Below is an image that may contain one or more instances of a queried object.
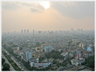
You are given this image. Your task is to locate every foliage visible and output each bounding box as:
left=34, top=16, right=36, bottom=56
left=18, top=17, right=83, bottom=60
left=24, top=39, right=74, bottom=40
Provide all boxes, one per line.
left=85, top=56, right=94, bottom=68
left=2, top=51, right=22, bottom=71
left=45, top=50, right=63, bottom=59
left=81, top=56, right=94, bottom=69
left=2, top=63, right=10, bottom=71
left=2, top=58, right=5, bottom=65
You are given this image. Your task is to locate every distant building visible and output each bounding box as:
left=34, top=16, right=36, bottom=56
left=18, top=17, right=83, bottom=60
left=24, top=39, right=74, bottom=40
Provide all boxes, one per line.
left=27, top=30, right=29, bottom=33
left=81, top=29, right=83, bottom=31
left=69, top=52, right=74, bottom=58
left=44, top=46, right=53, bottom=52
left=87, top=47, right=92, bottom=52
left=79, top=42, right=86, bottom=48
left=83, top=51, right=93, bottom=58
left=88, top=43, right=93, bottom=47
left=77, top=29, right=80, bottom=31
left=33, top=30, right=34, bottom=36
left=24, top=30, right=26, bottom=33
left=71, top=28, right=73, bottom=31
left=61, top=52, right=68, bottom=60
left=21, top=30, right=23, bottom=33
left=38, top=31, right=41, bottom=34
left=76, top=51, right=81, bottom=60
left=35, top=47, right=44, bottom=52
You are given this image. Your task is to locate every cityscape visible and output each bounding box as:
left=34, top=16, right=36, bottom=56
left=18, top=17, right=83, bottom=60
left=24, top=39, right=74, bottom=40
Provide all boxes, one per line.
left=2, top=1, right=95, bottom=71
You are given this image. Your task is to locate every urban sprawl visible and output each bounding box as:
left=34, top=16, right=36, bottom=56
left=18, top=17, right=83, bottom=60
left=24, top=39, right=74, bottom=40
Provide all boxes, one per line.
left=2, top=30, right=94, bottom=71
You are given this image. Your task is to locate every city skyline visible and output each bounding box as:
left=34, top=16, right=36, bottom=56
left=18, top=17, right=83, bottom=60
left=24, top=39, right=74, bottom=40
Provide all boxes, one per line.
left=2, top=1, right=94, bottom=33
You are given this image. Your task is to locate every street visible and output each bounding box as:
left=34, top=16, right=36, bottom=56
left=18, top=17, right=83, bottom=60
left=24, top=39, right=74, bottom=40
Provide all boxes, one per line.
left=2, top=54, right=15, bottom=71
left=2, top=48, right=29, bottom=71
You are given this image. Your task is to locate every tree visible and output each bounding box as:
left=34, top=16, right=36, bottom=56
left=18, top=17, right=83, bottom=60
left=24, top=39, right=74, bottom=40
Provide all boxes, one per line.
left=2, top=58, right=5, bottom=65
left=2, top=63, right=10, bottom=71
left=83, top=56, right=94, bottom=69
left=86, top=56, right=94, bottom=68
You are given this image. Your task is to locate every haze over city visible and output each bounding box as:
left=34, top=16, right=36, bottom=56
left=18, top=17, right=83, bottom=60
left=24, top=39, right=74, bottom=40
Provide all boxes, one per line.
left=2, top=1, right=94, bottom=33
left=2, top=1, right=95, bottom=71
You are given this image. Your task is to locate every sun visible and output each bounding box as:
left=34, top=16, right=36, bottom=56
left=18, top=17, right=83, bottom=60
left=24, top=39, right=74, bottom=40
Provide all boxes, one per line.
left=40, top=1, right=50, bottom=9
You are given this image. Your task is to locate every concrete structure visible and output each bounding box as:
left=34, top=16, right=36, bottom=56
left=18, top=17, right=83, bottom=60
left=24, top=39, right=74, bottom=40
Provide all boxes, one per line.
left=27, top=30, right=29, bottom=33
left=13, top=50, right=23, bottom=57
left=83, top=51, right=93, bottom=58
left=44, top=46, right=53, bottom=52
left=61, top=52, right=68, bottom=57
left=79, top=42, right=86, bottom=48
left=23, top=48, right=32, bottom=62
left=76, top=51, right=81, bottom=59
left=29, top=58, right=53, bottom=68
left=33, top=62, right=51, bottom=68
left=71, top=58, right=85, bottom=66
left=30, top=61, right=51, bottom=68
left=12, top=47, right=19, bottom=51
left=87, top=47, right=92, bottom=52
left=35, top=47, right=44, bottom=52
left=24, top=30, right=26, bottom=33
left=21, top=30, right=23, bottom=33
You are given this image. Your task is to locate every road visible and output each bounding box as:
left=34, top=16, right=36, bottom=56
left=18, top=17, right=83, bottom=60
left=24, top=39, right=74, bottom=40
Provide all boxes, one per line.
left=2, top=48, right=29, bottom=71
left=2, top=54, right=15, bottom=71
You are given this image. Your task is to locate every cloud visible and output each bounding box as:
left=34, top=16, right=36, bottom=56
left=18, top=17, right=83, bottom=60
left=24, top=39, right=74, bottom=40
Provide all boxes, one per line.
left=2, top=2, right=19, bottom=10
left=17, top=2, right=45, bottom=13
left=2, top=2, right=45, bottom=13
left=30, top=8, right=42, bottom=13
left=50, top=1, right=94, bottom=18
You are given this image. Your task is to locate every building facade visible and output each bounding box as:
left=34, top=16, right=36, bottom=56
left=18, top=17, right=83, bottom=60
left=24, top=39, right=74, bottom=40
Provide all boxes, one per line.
left=44, top=46, right=53, bottom=52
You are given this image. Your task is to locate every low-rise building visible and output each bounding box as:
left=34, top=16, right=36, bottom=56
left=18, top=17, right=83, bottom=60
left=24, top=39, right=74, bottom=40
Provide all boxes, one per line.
left=30, top=59, right=52, bottom=68
left=12, top=47, right=19, bottom=51
left=71, top=58, right=85, bottom=66
left=33, top=62, right=51, bottom=68
left=79, top=42, right=86, bottom=48
left=61, top=52, right=68, bottom=60
left=87, top=47, right=92, bottom=52
left=83, top=51, right=93, bottom=58
left=13, top=50, right=23, bottom=57
left=35, top=47, right=44, bottom=52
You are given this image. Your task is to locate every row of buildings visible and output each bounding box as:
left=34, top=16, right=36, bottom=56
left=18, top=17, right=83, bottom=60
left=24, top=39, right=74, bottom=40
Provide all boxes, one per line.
left=12, top=45, right=53, bottom=68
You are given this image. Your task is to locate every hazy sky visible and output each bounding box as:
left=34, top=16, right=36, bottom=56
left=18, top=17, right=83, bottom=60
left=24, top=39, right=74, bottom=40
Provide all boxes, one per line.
left=2, top=1, right=94, bottom=33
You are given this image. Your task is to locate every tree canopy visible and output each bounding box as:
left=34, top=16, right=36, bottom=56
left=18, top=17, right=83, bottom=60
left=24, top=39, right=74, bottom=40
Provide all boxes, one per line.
left=2, top=58, right=5, bottom=65
left=2, top=63, right=10, bottom=71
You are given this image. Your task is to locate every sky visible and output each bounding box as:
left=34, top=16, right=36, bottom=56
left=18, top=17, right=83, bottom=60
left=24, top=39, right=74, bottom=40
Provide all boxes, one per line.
left=2, top=1, right=95, bottom=33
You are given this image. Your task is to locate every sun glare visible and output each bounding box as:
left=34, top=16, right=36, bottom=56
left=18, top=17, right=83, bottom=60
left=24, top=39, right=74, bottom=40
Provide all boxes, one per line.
left=40, top=1, right=50, bottom=9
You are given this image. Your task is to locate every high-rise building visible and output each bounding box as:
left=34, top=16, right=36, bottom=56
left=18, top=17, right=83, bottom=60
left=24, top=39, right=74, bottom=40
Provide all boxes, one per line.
left=38, top=31, right=41, bottom=34
left=27, top=30, right=29, bottom=33
left=77, top=29, right=80, bottom=31
left=71, top=28, right=73, bottom=31
left=33, top=30, right=34, bottom=36
left=24, top=30, right=26, bottom=33
left=21, top=30, right=23, bottom=33
left=23, top=49, right=32, bottom=62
